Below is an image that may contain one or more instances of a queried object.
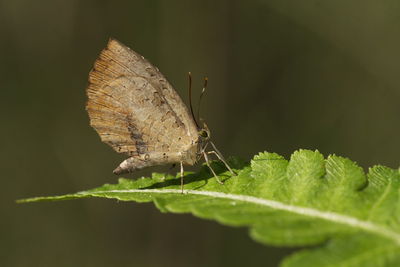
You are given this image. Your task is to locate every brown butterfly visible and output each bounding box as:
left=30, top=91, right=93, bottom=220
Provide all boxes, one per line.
left=86, top=38, right=234, bottom=191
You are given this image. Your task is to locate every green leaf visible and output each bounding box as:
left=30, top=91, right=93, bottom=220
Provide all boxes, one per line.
left=18, top=150, right=400, bottom=267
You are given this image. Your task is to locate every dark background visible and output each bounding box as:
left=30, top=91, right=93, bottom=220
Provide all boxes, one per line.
left=3, top=1, right=400, bottom=266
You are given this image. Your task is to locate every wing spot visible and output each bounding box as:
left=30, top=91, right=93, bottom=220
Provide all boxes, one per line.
left=145, top=154, right=150, bottom=160
left=159, top=79, right=168, bottom=90
left=151, top=91, right=165, bottom=106
left=140, top=98, right=150, bottom=104
left=146, top=67, right=157, bottom=77
left=161, top=111, right=172, bottom=122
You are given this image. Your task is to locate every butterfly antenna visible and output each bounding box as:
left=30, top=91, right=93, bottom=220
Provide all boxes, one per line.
left=197, top=76, right=208, bottom=122
left=188, top=72, right=200, bottom=128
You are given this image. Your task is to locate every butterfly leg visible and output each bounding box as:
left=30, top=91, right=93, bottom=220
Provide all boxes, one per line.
left=203, top=151, right=224, bottom=184
left=207, top=151, right=236, bottom=176
left=209, top=141, right=236, bottom=176
left=180, top=161, right=184, bottom=193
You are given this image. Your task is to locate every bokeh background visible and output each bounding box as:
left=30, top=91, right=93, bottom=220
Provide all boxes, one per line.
left=3, top=1, right=400, bottom=266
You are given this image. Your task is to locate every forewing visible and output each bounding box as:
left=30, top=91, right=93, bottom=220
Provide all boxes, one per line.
left=86, top=38, right=199, bottom=159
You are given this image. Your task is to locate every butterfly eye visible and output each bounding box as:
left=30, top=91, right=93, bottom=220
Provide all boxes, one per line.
left=199, top=130, right=208, bottom=138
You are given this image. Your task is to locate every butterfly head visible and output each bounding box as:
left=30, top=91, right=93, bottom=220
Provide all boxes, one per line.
left=198, top=120, right=211, bottom=142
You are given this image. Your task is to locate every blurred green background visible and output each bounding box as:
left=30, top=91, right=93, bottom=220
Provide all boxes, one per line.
left=3, top=1, right=400, bottom=266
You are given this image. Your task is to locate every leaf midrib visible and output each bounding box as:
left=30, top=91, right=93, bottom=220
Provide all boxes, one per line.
left=79, top=188, right=400, bottom=244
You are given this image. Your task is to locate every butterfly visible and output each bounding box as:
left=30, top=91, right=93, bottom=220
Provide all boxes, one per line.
left=86, top=38, right=234, bottom=192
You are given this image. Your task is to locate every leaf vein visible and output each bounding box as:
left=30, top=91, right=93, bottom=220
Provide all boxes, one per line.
left=80, top=188, right=400, bottom=244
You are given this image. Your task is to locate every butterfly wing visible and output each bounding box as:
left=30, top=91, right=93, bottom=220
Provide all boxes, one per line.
left=86, top=39, right=199, bottom=171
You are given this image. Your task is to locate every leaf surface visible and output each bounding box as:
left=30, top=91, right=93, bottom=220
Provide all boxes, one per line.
left=19, top=150, right=400, bottom=267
